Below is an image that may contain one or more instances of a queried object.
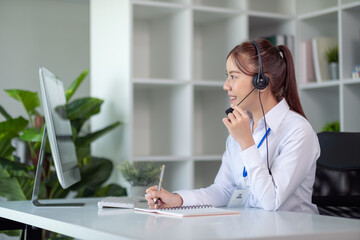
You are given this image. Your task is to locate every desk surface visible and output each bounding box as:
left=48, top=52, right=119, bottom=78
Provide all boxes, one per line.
left=0, top=198, right=360, bottom=240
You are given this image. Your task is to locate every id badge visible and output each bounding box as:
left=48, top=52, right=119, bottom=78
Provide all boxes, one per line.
left=226, top=186, right=250, bottom=208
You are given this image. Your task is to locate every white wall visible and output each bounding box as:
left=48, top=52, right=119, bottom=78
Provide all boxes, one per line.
left=0, top=0, right=90, bottom=120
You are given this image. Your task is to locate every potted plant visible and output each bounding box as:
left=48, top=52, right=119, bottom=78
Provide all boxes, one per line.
left=0, top=70, right=127, bottom=238
left=118, top=161, right=161, bottom=197
left=325, top=45, right=339, bottom=80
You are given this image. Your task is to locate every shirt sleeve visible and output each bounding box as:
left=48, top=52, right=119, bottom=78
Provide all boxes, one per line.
left=242, top=123, right=320, bottom=211
left=175, top=136, right=235, bottom=207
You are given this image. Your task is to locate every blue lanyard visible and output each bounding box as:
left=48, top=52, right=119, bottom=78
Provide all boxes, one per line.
left=243, top=128, right=271, bottom=178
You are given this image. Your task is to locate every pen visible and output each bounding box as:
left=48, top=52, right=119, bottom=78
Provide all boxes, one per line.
left=154, top=165, right=165, bottom=205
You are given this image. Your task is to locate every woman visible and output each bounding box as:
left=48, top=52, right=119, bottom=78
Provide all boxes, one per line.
left=145, top=39, right=320, bottom=214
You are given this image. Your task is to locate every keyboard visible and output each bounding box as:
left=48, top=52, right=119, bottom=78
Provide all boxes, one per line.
left=98, top=196, right=147, bottom=209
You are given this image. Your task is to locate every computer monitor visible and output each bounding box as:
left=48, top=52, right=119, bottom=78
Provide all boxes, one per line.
left=32, top=67, right=83, bottom=207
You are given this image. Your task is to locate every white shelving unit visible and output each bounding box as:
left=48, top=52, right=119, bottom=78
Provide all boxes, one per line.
left=91, top=0, right=360, bottom=191
left=297, top=0, right=360, bottom=132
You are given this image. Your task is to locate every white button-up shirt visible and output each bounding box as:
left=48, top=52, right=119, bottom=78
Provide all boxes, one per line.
left=176, top=99, right=320, bottom=214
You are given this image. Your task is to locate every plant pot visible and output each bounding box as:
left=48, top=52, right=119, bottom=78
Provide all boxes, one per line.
left=328, top=62, right=339, bottom=80
left=128, top=186, right=148, bottom=197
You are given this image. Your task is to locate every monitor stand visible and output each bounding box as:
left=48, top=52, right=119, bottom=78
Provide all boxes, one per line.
left=31, top=125, right=84, bottom=207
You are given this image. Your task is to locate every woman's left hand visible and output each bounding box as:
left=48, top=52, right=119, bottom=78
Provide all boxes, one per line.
left=222, top=104, right=255, bottom=150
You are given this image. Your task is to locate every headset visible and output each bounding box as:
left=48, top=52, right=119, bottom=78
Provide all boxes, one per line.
left=252, top=40, right=269, bottom=90
left=225, top=40, right=272, bottom=175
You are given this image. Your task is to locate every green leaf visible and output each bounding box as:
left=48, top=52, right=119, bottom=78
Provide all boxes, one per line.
left=95, top=183, right=127, bottom=197
left=65, top=69, right=89, bottom=102
left=65, top=97, right=103, bottom=120
left=5, top=89, right=40, bottom=115
left=0, top=157, right=34, bottom=178
left=20, top=127, right=43, bottom=142
left=321, top=121, right=340, bottom=132
left=17, top=177, right=35, bottom=200
left=55, top=97, right=103, bottom=132
left=0, top=117, right=28, bottom=158
left=0, top=131, right=18, bottom=142
left=75, top=122, right=121, bottom=148
left=0, top=117, right=28, bottom=133
left=0, top=137, right=17, bottom=159
left=0, top=105, right=12, bottom=120
left=0, top=164, right=10, bottom=178
left=0, top=230, right=22, bottom=237
left=70, top=157, right=113, bottom=196
left=0, top=177, right=27, bottom=201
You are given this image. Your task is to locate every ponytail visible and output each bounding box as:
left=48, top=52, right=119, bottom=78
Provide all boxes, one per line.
left=277, top=45, right=306, bottom=119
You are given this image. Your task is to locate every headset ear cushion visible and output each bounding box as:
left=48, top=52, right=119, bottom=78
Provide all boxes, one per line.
left=253, top=74, right=259, bottom=88
left=253, top=74, right=269, bottom=90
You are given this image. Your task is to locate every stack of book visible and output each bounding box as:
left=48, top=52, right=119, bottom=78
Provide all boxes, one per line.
left=300, top=37, right=338, bottom=84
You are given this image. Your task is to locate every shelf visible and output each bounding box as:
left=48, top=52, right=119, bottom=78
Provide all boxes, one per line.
left=193, top=9, right=245, bottom=81
left=194, top=160, right=221, bottom=189
left=299, top=86, right=340, bottom=132
left=193, top=86, right=228, bottom=156
left=341, top=5, right=360, bottom=79
left=133, top=84, right=191, bottom=157
left=343, top=78, right=360, bottom=85
left=132, top=0, right=188, bottom=8
left=300, top=80, right=340, bottom=90
left=192, top=0, right=244, bottom=11
left=342, top=0, right=360, bottom=7
left=248, top=0, right=295, bottom=15
left=296, top=0, right=338, bottom=15
left=132, top=4, right=191, bottom=79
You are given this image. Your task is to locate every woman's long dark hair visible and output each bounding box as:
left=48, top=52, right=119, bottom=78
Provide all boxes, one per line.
left=227, top=39, right=306, bottom=118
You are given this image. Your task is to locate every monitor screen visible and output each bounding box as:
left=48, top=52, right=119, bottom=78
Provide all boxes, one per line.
left=39, top=67, right=81, bottom=189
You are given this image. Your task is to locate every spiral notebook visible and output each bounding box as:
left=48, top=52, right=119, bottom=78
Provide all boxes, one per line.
left=134, top=205, right=240, bottom=218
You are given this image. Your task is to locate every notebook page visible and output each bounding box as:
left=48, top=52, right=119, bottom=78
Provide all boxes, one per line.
left=134, top=205, right=240, bottom=217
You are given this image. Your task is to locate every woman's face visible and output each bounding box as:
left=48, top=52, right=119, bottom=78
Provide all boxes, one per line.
left=223, top=55, right=257, bottom=111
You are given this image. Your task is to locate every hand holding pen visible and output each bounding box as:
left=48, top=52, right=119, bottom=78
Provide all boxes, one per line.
left=154, top=165, right=165, bottom=207
left=145, top=165, right=184, bottom=209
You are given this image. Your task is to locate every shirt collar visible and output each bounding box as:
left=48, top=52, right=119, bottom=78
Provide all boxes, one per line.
left=261, top=98, right=289, bottom=133
left=248, top=98, right=289, bottom=134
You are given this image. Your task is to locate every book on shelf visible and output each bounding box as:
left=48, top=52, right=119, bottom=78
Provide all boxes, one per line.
left=134, top=205, right=240, bottom=218
left=300, top=40, right=316, bottom=84
left=311, top=37, right=338, bottom=82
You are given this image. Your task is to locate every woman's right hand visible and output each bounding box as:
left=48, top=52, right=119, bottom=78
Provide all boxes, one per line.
left=145, top=185, right=183, bottom=209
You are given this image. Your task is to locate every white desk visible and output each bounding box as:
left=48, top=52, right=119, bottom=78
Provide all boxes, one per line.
left=0, top=198, right=359, bottom=240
